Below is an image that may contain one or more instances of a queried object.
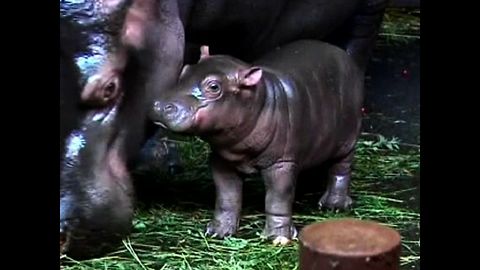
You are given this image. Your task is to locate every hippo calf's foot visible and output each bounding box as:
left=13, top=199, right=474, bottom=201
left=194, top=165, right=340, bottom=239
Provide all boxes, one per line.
left=205, top=215, right=239, bottom=238
left=318, top=192, right=353, bottom=210
left=263, top=218, right=298, bottom=246
left=319, top=152, right=355, bottom=210
left=273, top=236, right=291, bottom=246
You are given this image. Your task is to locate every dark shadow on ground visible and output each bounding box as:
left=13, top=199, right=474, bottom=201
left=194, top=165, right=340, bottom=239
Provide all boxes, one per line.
left=363, top=39, right=420, bottom=145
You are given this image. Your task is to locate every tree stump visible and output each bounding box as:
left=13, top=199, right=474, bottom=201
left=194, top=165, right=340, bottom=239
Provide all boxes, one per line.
left=299, top=218, right=401, bottom=270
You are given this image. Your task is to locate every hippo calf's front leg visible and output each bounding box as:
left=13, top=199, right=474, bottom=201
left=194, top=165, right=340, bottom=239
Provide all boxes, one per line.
left=262, top=162, right=298, bottom=245
left=206, top=155, right=243, bottom=238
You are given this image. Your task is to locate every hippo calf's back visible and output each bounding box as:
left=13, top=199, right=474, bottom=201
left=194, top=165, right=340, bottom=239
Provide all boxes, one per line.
left=257, top=40, right=364, bottom=168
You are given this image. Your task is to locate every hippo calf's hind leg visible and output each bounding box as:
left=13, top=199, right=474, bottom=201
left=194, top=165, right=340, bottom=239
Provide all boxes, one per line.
left=206, top=155, right=243, bottom=238
left=319, top=150, right=355, bottom=210
left=262, top=162, right=298, bottom=245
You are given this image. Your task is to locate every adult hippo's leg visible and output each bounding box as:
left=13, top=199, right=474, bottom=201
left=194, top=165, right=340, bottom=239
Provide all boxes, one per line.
left=333, top=0, right=388, bottom=72
left=134, top=127, right=184, bottom=175
left=120, top=0, right=186, bottom=173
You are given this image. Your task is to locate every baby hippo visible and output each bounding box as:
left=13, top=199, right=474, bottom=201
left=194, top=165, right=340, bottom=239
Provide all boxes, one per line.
left=152, top=40, right=364, bottom=244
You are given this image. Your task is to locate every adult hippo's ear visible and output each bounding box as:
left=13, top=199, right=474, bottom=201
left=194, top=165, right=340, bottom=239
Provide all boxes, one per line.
left=81, top=71, right=122, bottom=107
left=100, top=0, right=129, bottom=14
left=120, top=0, right=156, bottom=49
left=239, top=67, right=263, bottom=87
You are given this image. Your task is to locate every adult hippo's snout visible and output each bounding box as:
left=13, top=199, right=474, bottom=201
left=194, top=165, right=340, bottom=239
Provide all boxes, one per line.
left=60, top=101, right=135, bottom=257
left=60, top=175, right=133, bottom=257
left=60, top=195, right=76, bottom=253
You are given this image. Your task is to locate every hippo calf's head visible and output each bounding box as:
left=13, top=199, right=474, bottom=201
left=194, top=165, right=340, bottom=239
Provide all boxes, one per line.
left=151, top=46, right=264, bottom=136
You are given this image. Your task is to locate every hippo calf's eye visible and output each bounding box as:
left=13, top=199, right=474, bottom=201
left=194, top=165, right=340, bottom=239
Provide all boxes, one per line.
left=208, top=82, right=220, bottom=92
left=203, top=80, right=223, bottom=99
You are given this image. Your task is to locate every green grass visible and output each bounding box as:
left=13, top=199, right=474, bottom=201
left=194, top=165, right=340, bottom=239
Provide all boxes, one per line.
left=61, top=134, right=420, bottom=270
left=380, top=8, right=420, bottom=45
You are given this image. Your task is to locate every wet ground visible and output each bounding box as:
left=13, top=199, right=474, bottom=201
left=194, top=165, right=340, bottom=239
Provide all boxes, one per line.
left=363, top=39, right=420, bottom=145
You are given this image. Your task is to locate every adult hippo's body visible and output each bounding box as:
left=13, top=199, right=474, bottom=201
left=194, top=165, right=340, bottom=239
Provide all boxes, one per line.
left=60, top=0, right=397, bottom=257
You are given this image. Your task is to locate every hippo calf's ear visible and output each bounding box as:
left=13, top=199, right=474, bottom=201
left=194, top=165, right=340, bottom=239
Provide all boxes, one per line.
left=121, top=0, right=155, bottom=49
left=239, top=67, right=263, bottom=87
left=200, top=45, right=210, bottom=60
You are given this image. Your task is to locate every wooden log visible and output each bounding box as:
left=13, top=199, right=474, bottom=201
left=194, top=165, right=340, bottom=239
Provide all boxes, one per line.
left=299, top=218, right=401, bottom=270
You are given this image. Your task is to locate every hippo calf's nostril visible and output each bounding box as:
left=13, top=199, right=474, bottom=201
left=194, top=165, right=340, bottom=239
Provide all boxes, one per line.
left=164, top=103, right=177, bottom=114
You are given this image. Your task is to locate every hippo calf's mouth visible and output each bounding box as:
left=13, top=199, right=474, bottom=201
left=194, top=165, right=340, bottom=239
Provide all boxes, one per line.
left=191, top=105, right=209, bottom=127
left=153, top=120, right=168, bottom=129
left=153, top=103, right=208, bottom=133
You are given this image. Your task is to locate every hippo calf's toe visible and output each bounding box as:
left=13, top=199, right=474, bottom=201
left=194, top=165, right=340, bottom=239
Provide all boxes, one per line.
left=152, top=40, right=364, bottom=243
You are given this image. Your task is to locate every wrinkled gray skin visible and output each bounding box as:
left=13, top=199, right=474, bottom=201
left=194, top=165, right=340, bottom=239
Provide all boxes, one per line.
left=60, top=0, right=418, bottom=256
left=152, top=40, right=364, bottom=243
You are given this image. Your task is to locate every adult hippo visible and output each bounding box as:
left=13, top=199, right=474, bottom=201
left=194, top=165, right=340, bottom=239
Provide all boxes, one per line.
left=60, top=16, right=142, bottom=257
left=60, top=0, right=411, bottom=258
left=60, top=0, right=182, bottom=257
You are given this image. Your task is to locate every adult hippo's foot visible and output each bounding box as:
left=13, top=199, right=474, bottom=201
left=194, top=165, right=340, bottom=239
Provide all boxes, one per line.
left=166, top=142, right=184, bottom=175
left=134, top=128, right=184, bottom=176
